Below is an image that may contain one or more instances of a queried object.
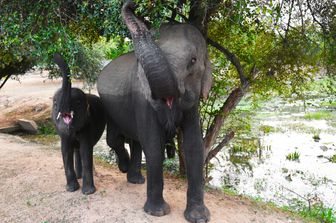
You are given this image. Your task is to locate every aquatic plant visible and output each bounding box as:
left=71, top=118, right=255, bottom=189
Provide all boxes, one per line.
left=304, top=111, right=334, bottom=120
left=286, top=151, right=300, bottom=161
left=313, top=132, right=321, bottom=142
left=259, top=125, right=275, bottom=134
left=329, top=154, right=336, bottom=163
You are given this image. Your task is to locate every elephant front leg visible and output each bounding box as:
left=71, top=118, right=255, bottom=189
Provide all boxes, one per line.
left=61, top=137, right=79, bottom=192
left=127, top=140, right=145, bottom=184
left=181, top=109, right=210, bottom=223
left=79, top=136, right=96, bottom=195
left=142, top=137, right=170, bottom=216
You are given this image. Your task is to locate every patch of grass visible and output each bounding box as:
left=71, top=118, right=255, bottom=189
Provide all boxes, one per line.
left=304, top=111, right=334, bottom=120
left=21, top=134, right=59, bottom=145
left=313, top=131, right=321, bottom=142
left=37, top=120, right=57, bottom=135
left=231, top=138, right=260, bottom=154
left=286, top=151, right=300, bottom=161
left=259, top=125, right=275, bottom=134
left=320, top=101, right=336, bottom=108
left=299, top=205, right=336, bottom=223
left=221, top=186, right=238, bottom=196
left=163, top=158, right=179, bottom=175
left=329, top=154, right=336, bottom=163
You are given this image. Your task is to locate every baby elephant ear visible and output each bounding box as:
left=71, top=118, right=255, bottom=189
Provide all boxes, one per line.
left=201, top=54, right=213, bottom=100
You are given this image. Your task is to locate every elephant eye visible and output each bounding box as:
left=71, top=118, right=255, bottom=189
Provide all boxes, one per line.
left=191, top=58, right=197, bottom=64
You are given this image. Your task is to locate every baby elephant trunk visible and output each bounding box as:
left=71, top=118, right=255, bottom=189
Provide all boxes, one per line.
left=53, top=53, right=72, bottom=114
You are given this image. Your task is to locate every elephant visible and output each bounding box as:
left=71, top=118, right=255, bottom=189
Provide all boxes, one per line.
left=97, top=1, right=212, bottom=222
left=52, top=53, right=106, bottom=195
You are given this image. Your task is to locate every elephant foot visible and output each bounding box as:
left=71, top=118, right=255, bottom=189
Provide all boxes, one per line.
left=66, top=180, right=80, bottom=192
left=127, top=171, right=145, bottom=184
left=117, top=155, right=130, bottom=173
left=82, top=185, right=96, bottom=195
left=144, top=200, right=170, bottom=216
left=184, top=204, right=210, bottom=223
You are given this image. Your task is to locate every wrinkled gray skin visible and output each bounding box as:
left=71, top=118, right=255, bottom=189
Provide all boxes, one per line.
left=52, top=53, right=106, bottom=195
left=97, top=1, right=212, bottom=222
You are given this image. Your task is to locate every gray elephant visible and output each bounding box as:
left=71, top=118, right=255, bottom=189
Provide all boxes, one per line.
left=52, top=53, right=106, bottom=195
left=97, top=1, right=212, bottom=222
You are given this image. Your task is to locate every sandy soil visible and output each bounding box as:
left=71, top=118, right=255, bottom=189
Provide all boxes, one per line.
left=0, top=72, right=304, bottom=223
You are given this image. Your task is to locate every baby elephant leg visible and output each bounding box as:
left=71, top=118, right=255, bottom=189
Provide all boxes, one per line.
left=61, top=137, right=79, bottom=192
left=79, top=136, right=95, bottom=195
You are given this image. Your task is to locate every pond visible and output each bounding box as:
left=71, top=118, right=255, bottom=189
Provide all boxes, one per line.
left=210, top=97, right=336, bottom=210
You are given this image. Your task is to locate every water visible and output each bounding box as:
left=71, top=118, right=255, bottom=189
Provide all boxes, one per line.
left=209, top=98, right=336, bottom=210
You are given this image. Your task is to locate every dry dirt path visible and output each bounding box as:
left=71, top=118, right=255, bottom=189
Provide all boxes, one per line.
left=0, top=72, right=304, bottom=223
left=0, top=134, right=302, bottom=223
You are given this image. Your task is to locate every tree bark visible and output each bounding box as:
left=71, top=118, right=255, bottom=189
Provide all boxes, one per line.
left=203, top=86, right=247, bottom=159
left=205, top=130, right=235, bottom=163
left=177, top=129, right=186, bottom=176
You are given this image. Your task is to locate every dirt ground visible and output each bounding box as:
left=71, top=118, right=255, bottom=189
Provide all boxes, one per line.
left=0, top=72, right=304, bottom=223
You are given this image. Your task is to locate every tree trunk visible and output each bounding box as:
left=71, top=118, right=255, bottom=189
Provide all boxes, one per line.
left=203, top=86, right=247, bottom=159
left=177, top=129, right=186, bottom=176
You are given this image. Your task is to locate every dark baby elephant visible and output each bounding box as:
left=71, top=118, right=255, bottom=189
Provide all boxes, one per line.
left=97, top=1, right=212, bottom=222
left=52, top=53, right=106, bottom=195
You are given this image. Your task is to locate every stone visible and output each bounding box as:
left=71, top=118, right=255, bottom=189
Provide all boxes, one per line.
left=0, top=125, right=20, bottom=133
left=320, top=146, right=329, bottom=151
left=17, top=119, right=38, bottom=134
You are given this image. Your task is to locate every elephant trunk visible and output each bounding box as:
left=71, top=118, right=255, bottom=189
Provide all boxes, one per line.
left=122, top=1, right=178, bottom=100
left=53, top=53, right=71, bottom=114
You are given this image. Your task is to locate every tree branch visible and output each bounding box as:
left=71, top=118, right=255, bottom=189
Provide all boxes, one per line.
left=203, top=86, right=246, bottom=155
left=205, top=130, right=235, bottom=163
left=207, top=38, right=248, bottom=86
left=306, top=0, right=327, bottom=33
left=0, top=75, right=11, bottom=89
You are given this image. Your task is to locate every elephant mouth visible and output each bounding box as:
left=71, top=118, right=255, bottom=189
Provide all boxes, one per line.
left=165, top=97, right=174, bottom=109
left=57, top=111, right=74, bottom=125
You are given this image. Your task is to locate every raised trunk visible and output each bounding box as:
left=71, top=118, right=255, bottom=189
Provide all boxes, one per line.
left=121, top=1, right=178, bottom=99
left=53, top=53, right=71, bottom=113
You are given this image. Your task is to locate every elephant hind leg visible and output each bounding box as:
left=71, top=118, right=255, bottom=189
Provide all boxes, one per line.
left=106, top=122, right=130, bottom=173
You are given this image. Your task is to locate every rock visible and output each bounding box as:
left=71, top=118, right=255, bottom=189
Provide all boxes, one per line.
left=0, top=125, right=20, bottom=133
left=17, top=119, right=38, bottom=134
left=320, top=146, right=328, bottom=151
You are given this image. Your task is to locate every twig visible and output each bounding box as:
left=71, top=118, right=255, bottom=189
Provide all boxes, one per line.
left=0, top=75, right=11, bottom=89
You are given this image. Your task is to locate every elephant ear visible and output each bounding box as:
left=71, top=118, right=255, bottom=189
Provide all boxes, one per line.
left=201, top=54, right=213, bottom=100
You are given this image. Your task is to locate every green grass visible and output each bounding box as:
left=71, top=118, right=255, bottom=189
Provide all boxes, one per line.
left=329, top=154, right=336, bottom=163
left=320, top=101, right=336, bottom=108
left=304, top=111, right=334, bottom=120
left=259, top=125, right=275, bottom=134
left=37, top=120, right=57, bottom=135
left=21, top=119, right=58, bottom=145
left=299, top=205, right=336, bottom=223
left=313, top=131, right=321, bottom=142
left=286, top=151, right=300, bottom=161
